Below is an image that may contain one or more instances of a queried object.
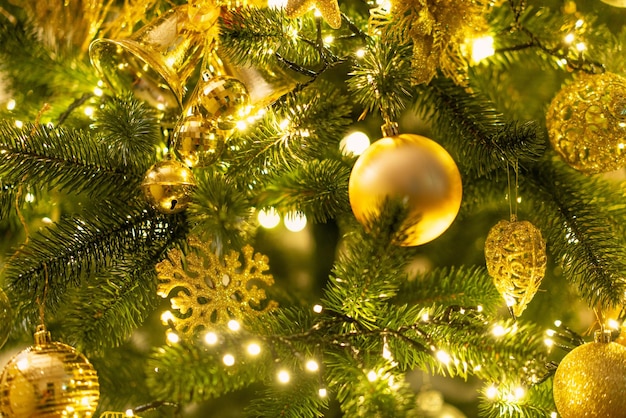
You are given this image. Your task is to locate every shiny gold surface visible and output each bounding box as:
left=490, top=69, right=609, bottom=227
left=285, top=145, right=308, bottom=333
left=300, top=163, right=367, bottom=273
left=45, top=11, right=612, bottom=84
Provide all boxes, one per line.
left=348, top=133, right=462, bottom=246
left=141, top=159, right=196, bottom=214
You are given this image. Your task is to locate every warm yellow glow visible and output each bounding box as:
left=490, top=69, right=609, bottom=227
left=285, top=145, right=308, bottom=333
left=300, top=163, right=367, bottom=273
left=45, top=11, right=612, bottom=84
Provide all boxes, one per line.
left=247, top=342, right=262, bottom=356
left=15, top=120, right=23, bottom=129
left=6, top=99, right=16, bottom=111
left=575, top=19, right=584, bottom=28
left=473, top=364, right=482, bottom=372
left=284, top=212, right=307, bottom=232
left=318, top=388, right=328, bottom=397
left=93, top=87, right=104, bottom=97
left=305, top=359, right=319, bottom=372
left=125, top=409, right=134, bottom=417
left=421, top=311, right=430, bottom=322
left=340, top=131, right=370, bottom=156
left=485, top=385, right=498, bottom=399
left=279, top=118, right=290, bottom=130
left=476, top=305, right=483, bottom=312
left=223, top=354, right=235, bottom=366
left=166, top=331, right=180, bottom=344
left=313, top=8, right=322, bottom=17
left=554, top=320, right=562, bottom=327
left=323, top=35, right=334, bottom=44
left=544, top=338, right=554, bottom=348
left=564, top=33, right=575, bottom=44
left=160, top=310, right=174, bottom=324
left=514, top=386, right=526, bottom=400
left=236, top=120, right=248, bottom=131
left=204, top=331, right=218, bottom=345
left=258, top=208, right=281, bottom=229
left=471, top=35, right=495, bottom=63
left=228, top=319, right=241, bottom=332
left=367, top=370, right=378, bottom=382
left=313, top=304, right=323, bottom=313
left=550, top=412, right=558, bottom=418
left=355, top=48, right=366, bottom=58
left=436, top=350, right=451, bottom=365
left=42, top=217, right=53, bottom=224
left=277, top=369, right=290, bottom=383
left=575, top=42, right=586, bottom=52
left=491, top=324, right=507, bottom=337
left=267, top=0, right=288, bottom=7
left=25, top=193, right=35, bottom=203
left=16, top=358, right=29, bottom=371
left=608, top=318, right=620, bottom=329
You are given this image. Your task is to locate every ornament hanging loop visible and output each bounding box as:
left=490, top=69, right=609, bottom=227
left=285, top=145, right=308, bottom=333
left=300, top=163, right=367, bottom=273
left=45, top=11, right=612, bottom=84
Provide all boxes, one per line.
left=381, top=121, right=399, bottom=137
left=507, top=158, right=519, bottom=223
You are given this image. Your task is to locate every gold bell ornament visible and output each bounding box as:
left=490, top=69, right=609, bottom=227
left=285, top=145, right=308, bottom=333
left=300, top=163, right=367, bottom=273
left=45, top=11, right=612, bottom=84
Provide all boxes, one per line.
left=0, top=325, right=100, bottom=417
left=348, top=122, right=463, bottom=246
left=553, top=330, right=626, bottom=418
left=173, top=71, right=250, bottom=168
left=484, top=218, right=546, bottom=318
left=142, top=158, right=197, bottom=214
left=546, top=72, right=626, bottom=174
left=0, top=287, right=11, bottom=350
left=90, top=4, right=220, bottom=119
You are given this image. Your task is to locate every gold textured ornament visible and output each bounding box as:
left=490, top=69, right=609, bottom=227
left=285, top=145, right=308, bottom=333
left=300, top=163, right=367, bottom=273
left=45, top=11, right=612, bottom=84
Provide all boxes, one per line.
left=0, top=325, right=99, bottom=417
left=348, top=124, right=463, bottom=246
left=546, top=72, right=626, bottom=174
left=156, top=236, right=278, bottom=337
left=285, top=0, right=342, bottom=28
left=369, top=0, right=490, bottom=85
left=141, top=159, right=196, bottom=214
left=172, top=107, right=228, bottom=168
left=553, top=331, right=626, bottom=418
left=484, top=219, right=546, bottom=318
left=0, top=288, right=11, bottom=350
left=196, top=75, right=250, bottom=130
left=601, top=0, right=626, bottom=7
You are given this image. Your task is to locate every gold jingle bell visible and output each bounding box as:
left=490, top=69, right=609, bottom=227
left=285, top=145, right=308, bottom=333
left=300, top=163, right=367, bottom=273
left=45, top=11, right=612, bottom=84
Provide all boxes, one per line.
left=142, top=159, right=196, bottom=214
left=89, top=5, right=220, bottom=119
left=0, top=325, right=100, bottom=417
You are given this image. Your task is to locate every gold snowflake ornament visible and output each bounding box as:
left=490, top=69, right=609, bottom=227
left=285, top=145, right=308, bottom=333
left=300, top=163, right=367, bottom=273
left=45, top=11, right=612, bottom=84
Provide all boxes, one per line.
left=156, top=236, right=278, bottom=337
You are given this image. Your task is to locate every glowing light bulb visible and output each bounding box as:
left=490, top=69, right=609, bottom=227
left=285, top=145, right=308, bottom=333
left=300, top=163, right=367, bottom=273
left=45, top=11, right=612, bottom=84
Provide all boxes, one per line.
left=514, top=386, right=526, bottom=400
left=436, top=350, right=451, bottom=365
left=323, top=35, right=334, bottom=44
left=267, top=0, right=288, bottom=7
left=15, top=120, right=23, bottom=129
left=355, top=48, right=366, bottom=58
left=544, top=338, right=554, bottom=348
left=576, top=42, right=586, bottom=52
left=564, top=33, right=575, bottom=44
left=313, top=304, right=323, bottom=313
left=125, top=409, right=134, bottom=417
left=554, top=320, right=562, bottom=327
left=277, top=369, right=290, bottom=383
left=340, top=131, right=370, bottom=156
left=228, top=319, right=241, bottom=332
left=318, top=388, right=328, bottom=397
left=284, top=212, right=307, bottom=232
left=608, top=318, right=620, bottom=329
left=205, top=331, right=218, bottom=345
left=471, top=35, right=495, bottom=63
left=93, top=87, right=104, bottom=97
left=258, top=208, right=281, bottom=229
left=247, top=342, right=261, bottom=356
left=491, top=324, right=507, bottom=337
left=6, top=99, right=16, bottom=111
left=486, top=385, right=498, bottom=399
left=279, top=118, right=290, bottom=130
left=367, top=370, right=378, bottom=382
left=305, top=359, right=319, bottom=372
left=166, top=331, right=180, bottom=344
left=160, top=310, right=174, bottom=324
left=223, top=354, right=235, bottom=366
left=25, top=193, right=35, bottom=203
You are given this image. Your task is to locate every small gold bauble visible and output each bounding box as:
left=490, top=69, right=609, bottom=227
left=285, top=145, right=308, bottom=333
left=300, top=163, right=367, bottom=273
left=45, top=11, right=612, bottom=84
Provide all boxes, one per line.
left=141, top=159, right=196, bottom=214
left=197, top=75, right=250, bottom=131
left=172, top=107, right=229, bottom=168
left=484, top=219, right=546, bottom=318
left=553, top=338, right=626, bottom=418
left=546, top=72, right=626, bottom=174
left=348, top=133, right=462, bottom=246
left=0, top=326, right=99, bottom=417
left=0, top=288, right=11, bottom=350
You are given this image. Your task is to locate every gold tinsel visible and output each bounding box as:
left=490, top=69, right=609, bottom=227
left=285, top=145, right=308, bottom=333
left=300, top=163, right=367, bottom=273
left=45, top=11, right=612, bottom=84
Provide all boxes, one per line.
left=484, top=218, right=547, bottom=318
left=156, top=236, right=278, bottom=337
left=369, top=0, right=490, bottom=85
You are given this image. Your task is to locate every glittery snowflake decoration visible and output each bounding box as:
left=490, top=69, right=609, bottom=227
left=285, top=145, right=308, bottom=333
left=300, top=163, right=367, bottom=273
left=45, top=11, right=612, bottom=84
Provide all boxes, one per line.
left=156, top=236, right=278, bottom=337
left=369, top=0, right=490, bottom=85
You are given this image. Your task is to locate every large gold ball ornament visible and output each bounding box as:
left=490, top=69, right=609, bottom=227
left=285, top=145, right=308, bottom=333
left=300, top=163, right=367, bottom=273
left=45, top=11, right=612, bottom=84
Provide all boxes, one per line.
left=348, top=133, right=462, bottom=246
left=0, top=288, right=11, bottom=349
left=546, top=72, right=626, bottom=174
left=553, top=335, right=626, bottom=418
left=601, top=0, right=626, bottom=7
left=172, top=107, right=228, bottom=168
left=197, top=75, right=250, bottom=131
left=141, top=159, right=196, bottom=214
left=484, top=219, right=546, bottom=318
left=0, top=326, right=99, bottom=417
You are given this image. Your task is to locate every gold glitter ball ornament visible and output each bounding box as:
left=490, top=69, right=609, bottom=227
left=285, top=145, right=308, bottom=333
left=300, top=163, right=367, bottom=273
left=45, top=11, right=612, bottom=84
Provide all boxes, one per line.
left=196, top=75, right=250, bottom=131
left=141, top=159, right=196, bottom=214
left=285, top=0, right=341, bottom=29
left=546, top=72, right=626, bottom=174
left=0, top=325, right=99, bottom=418
left=0, top=288, right=11, bottom=350
left=348, top=130, right=462, bottom=246
left=156, top=236, right=278, bottom=337
left=484, top=219, right=546, bottom=318
left=553, top=334, right=626, bottom=418
left=172, top=107, right=229, bottom=168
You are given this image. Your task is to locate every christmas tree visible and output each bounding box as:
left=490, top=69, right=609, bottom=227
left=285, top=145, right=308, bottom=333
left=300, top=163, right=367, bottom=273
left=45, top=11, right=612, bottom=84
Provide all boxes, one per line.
left=1, top=0, right=626, bottom=416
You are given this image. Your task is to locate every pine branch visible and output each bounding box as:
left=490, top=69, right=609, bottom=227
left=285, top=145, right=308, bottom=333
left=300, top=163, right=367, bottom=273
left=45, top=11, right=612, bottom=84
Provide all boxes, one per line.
left=479, top=380, right=555, bottom=418
left=0, top=121, right=140, bottom=198
left=5, top=200, right=188, bottom=320
left=523, top=159, right=626, bottom=308
left=413, top=78, right=546, bottom=178
left=258, top=158, right=351, bottom=223
left=246, top=378, right=328, bottom=418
